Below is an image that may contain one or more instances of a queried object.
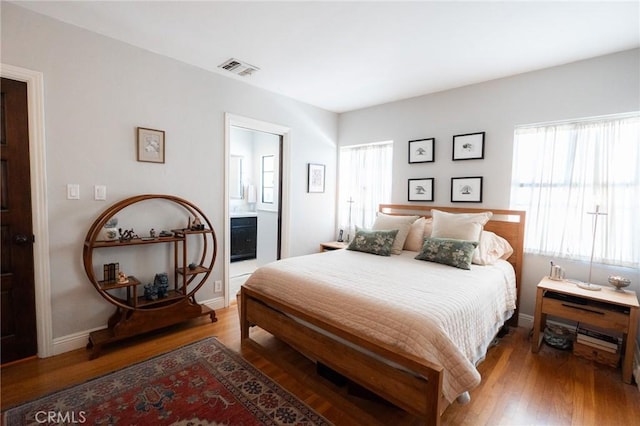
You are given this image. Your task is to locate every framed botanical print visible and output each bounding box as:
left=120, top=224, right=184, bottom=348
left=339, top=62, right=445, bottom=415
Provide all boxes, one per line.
left=408, top=138, right=435, bottom=163
left=452, top=132, right=484, bottom=161
left=408, top=178, right=435, bottom=202
left=137, top=127, right=165, bottom=163
left=451, top=176, right=483, bottom=202
left=307, top=163, right=325, bottom=193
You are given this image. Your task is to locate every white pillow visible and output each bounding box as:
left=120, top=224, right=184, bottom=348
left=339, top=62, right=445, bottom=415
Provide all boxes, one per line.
left=430, top=209, right=492, bottom=242
left=372, top=213, right=419, bottom=255
left=403, top=217, right=433, bottom=251
left=472, top=231, right=514, bottom=265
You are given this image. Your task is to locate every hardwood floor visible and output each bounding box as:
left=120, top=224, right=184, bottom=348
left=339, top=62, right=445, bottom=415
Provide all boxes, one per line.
left=2, top=303, right=639, bottom=425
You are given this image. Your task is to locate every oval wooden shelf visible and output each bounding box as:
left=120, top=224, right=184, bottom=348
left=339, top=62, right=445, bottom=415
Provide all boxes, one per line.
left=82, top=194, right=218, bottom=358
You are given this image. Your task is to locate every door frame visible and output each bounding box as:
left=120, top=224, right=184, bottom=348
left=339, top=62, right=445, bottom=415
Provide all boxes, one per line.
left=1, top=63, right=53, bottom=358
left=223, top=113, right=290, bottom=307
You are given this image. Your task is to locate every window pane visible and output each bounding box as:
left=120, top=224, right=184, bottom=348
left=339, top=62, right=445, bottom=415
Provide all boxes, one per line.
left=338, top=141, right=393, bottom=240
left=510, top=114, right=640, bottom=267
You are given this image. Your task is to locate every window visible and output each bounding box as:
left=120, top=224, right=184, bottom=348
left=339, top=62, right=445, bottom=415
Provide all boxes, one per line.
left=338, top=141, right=393, bottom=239
left=510, top=113, right=639, bottom=267
left=261, top=155, right=274, bottom=204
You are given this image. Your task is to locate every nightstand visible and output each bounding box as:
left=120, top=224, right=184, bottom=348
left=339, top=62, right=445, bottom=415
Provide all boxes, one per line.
left=320, top=241, right=348, bottom=252
left=532, top=277, right=639, bottom=383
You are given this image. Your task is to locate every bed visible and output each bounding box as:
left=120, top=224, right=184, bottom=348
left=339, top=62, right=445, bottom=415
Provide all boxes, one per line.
left=240, top=205, right=525, bottom=425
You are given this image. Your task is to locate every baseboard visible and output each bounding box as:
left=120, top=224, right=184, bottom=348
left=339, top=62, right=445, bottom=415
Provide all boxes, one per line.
left=51, top=296, right=226, bottom=356
left=517, top=313, right=584, bottom=333
left=518, top=313, right=534, bottom=330
left=52, top=326, right=106, bottom=356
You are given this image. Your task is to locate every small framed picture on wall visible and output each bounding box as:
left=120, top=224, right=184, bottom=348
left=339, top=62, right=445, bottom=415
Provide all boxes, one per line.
left=408, top=178, right=434, bottom=202
left=307, top=163, right=326, bottom=193
left=408, top=138, right=435, bottom=163
left=452, top=132, right=485, bottom=161
left=137, top=127, right=165, bottom=163
left=451, top=176, right=483, bottom=203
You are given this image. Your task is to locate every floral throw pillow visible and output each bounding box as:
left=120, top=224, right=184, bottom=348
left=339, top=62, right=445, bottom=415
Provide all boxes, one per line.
left=347, top=228, right=399, bottom=256
left=415, top=238, right=479, bottom=270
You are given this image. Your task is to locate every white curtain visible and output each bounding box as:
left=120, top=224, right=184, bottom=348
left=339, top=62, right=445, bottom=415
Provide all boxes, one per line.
left=510, top=113, right=640, bottom=267
left=338, top=142, right=393, bottom=239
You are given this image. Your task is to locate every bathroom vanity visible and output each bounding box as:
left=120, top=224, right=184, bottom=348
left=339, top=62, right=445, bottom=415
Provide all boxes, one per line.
left=230, top=213, right=257, bottom=262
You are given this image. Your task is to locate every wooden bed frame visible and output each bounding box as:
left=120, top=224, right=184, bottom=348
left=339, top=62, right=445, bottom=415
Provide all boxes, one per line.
left=240, top=205, right=525, bottom=425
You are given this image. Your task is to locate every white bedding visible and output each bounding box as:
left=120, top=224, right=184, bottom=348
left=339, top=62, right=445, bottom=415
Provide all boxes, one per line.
left=242, top=248, right=516, bottom=403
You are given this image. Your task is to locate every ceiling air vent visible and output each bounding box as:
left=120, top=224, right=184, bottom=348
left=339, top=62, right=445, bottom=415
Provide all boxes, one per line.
left=218, top=58, right=259, bottom=77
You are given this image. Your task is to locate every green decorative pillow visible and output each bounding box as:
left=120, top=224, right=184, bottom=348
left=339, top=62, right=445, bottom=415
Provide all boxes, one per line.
left=347, top=228, right=399, bottom=256
left=415, top=238, right=479, bottom=270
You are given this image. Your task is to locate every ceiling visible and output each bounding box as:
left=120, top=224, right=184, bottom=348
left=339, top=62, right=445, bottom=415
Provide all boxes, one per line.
left=14, top=1, right=640, bottom=113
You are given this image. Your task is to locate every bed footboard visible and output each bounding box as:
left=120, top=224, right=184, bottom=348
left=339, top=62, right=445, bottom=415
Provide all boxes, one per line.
left=240, top=287, right=446, bottom=425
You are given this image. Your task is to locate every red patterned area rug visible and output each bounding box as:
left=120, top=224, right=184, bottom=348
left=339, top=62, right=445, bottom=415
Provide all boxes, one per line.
left=2, top=337, right=332, bottom=425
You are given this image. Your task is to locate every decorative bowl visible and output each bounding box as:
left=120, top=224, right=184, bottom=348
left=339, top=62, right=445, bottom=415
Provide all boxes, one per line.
left=608, top=275, right=631, bottom=291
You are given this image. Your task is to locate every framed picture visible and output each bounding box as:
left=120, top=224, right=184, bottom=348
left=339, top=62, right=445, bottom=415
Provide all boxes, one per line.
left=307, top=163, right=325, bottom=193
left=451, top=176, right=483, bottom=203
left=452, top=132, right=485, bottom=161
left=408, top=178, right=434, bottom=202
left=408, top=138, right=435, bottom=163
left=137, top=127, right=165, bottom=163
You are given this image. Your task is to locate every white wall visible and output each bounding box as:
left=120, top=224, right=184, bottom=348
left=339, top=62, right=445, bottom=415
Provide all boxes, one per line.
left=339, top=49, right=640, bottom=337
left=1, top=3, right=338, bottom=341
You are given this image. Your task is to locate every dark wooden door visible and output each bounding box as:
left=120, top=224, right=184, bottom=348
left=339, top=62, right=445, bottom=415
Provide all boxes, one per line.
left=1, top=77, right=38, bottom=364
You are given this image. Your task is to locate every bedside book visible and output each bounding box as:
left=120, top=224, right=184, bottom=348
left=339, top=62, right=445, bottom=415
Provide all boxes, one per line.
left=576, top=335, right=618, bottom=353
left=577, top=323, right=622, bottom=346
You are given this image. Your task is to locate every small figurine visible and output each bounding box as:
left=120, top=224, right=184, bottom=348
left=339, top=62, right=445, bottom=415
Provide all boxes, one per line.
left=159, top=230, right=173, bottom=238
left=117, top=271, right=129, bottom=284
left=149, top=228, right=157, bottom=238
left=188, top=262, right=197, bottom=270
left=143, top=283, right=157, bottom=301
left=102, top=217, right=119, bottom=241
left=154, top=272, right=169, bottom=298
left=190, top=216, right=204, bottom=230
left=118, top=228, right=138, bottom=242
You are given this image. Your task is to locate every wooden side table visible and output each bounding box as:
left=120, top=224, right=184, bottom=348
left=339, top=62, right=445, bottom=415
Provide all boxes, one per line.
left=532, top=277, right=639, bottom=384
left=320, top=241, right=348, bottom=252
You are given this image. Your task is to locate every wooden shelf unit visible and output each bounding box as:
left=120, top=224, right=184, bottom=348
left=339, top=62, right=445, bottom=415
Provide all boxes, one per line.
left=532, top=277, right=639, bottom=384
left=83, top=194, right=218, bottom=359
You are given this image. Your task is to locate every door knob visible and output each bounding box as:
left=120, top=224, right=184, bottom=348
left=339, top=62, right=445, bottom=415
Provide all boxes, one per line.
left=14, top=234, right=34, bottom=245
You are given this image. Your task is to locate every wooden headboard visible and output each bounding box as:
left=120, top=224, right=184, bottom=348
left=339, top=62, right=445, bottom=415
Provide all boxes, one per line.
left=378, top=204, right=526, bottom=327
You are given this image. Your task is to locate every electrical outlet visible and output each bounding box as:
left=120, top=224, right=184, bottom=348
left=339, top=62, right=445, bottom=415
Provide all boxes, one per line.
left=214, top=280, right=222, bottom=292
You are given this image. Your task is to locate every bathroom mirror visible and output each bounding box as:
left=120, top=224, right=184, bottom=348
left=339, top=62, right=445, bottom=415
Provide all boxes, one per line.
left=229, top=155, right=243, bottom=199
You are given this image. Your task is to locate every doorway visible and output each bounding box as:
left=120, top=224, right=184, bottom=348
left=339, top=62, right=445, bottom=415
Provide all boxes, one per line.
left=0, top=65, right=52, bottom=361
left=224, top=114, right=290, bottom=306
left=1, top=77, right=38, bottom=363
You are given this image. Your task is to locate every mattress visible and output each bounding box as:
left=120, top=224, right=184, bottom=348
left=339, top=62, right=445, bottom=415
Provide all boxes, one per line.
left=242, top=248, right=516, bottom=403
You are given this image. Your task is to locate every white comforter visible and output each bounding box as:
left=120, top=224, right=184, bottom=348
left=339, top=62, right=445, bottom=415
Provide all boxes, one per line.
left=243, top=249, right=516, bottom=403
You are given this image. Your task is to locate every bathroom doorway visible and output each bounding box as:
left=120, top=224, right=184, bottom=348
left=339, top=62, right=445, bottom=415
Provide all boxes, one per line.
left=224, top=114, right=290, bottom=306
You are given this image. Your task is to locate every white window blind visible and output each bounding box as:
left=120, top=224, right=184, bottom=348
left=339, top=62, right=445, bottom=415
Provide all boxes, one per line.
left=510, top=113, right=639, bottom=267
left=338, top=141, right=393, bottom=239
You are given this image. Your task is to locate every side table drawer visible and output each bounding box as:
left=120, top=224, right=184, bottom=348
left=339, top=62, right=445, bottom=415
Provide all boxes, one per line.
left=543, top=298, right=629, bottom=332
left=573, top=341, right=620, bottom=368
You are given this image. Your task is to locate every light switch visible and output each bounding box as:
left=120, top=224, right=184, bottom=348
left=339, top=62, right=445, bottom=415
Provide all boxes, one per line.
left=94, top=185, right=107, bottom=201
left=67, top=184, right=80, bottom=200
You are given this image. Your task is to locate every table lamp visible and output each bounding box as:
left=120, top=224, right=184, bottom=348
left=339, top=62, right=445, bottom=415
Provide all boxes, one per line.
left=577, top=204, right=607, bottom=291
